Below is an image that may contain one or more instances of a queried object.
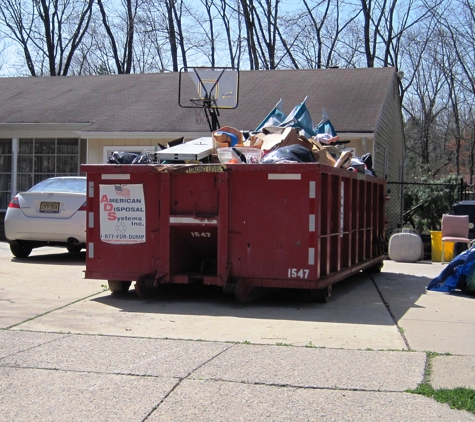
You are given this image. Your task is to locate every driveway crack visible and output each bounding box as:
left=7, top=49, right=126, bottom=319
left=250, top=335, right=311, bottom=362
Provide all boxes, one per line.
left=4, top=290, right=106, bottom=329
left=370, top=274, right=412, bottom=350
left=141, top=343, right=235, bottom=421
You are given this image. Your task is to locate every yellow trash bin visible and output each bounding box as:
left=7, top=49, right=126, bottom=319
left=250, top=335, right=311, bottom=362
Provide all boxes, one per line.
left=430, top=230, right=454, bottom=262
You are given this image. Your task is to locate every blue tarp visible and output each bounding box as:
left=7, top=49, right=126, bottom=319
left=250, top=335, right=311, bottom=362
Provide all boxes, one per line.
left=256, top=100, right=341, bottom=142
left=427, top=247, right=475, bottom=293
left=256, top=98, right=318, bottom=138
left=315, top=109, right=337, bottom=137
left=278, top=97, right=316, bottom=137
left=255, top=99, right=287, bottom=131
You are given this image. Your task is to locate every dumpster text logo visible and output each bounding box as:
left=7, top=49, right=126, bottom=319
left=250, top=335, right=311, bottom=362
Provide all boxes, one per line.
left=99, top=184, right=146, bottom=244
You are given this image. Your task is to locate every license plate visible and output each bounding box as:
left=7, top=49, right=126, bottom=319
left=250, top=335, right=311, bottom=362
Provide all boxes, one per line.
left=40, top=201, right=60, bottom=213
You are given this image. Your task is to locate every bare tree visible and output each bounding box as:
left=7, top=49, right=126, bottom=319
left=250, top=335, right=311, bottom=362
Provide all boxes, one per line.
left=283, top=0, right=360, bottom=69
left=133, top=9, right=171, bottom=73
left=439, top=31, right=464, bottom=175
left=358, top=0, right=444, bottom=69
left=216, top=0, right=243, bottom=68
left=251, top=0, right=281, bottom=69
left=170, top=0, right=189, bottom=70
left=0, top=36, right=9, bottom=75
left=183, top=0, right=226, bottom=67
left=239, top=0, right=260, bottom=69
left=402, top=27, right=449, bottom=171
left=0, top=0, right=93, bottom=76
left=359, top=0, right=378, bottom=67
left=436, top=0, right=475, bottom=179
left=198, top=0, right=217, bottom=67
left=167, top=1, right=179, bottom=71
left=140, top=0, right=193, bottom=72
left=301, top=0, right=333, bottom=68
left=96, top=0, right=141, bottom=74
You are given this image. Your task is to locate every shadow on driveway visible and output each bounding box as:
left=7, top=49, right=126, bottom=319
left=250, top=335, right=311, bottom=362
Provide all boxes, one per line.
left=89, top=270, right=439, bottom=326
left=9, top=251, right=86, bottom=266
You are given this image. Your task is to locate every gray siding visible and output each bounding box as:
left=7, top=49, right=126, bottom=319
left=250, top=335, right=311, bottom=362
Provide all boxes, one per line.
left=373, top=74, right=405, bottom=232
left=373, top=75, right=404, bottom=181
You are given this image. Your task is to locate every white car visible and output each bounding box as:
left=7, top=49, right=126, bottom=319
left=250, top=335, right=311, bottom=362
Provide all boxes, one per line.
left=5, top=176, right=87, bottom=258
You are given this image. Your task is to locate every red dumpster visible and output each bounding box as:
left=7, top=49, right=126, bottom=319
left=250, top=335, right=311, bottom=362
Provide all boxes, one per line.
left=81, top=163, right=386, bottom=302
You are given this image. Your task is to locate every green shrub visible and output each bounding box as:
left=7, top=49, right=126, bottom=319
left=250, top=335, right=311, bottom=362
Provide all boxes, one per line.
left=403, top=174, right=461, bottom=232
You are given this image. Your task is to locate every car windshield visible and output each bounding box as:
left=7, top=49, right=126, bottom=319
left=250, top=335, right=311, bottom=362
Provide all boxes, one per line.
left=28, top=178, right=87, bottom=194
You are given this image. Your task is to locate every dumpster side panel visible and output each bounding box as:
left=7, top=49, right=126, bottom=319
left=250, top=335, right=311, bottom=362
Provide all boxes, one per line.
left=228, top=169, right=315, bottom=283
left=318, top=170, right=381, bottom=283
left=227, top=164, right=386, bottom=290
left=84, top=167, right=161, bottom=281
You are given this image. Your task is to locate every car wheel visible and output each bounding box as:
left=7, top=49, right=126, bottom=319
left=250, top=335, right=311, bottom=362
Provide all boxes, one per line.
left=67, top=245, right=83, bottom=254
left=10, top=242, right=33, bottom=258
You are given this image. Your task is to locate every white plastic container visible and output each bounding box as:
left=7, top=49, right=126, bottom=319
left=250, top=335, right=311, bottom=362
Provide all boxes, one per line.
left=217, top=147, right=263, bottom=164
left=388, top=230, right=424, bottom=262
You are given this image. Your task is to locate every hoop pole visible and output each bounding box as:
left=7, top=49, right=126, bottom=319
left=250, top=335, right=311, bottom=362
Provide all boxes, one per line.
left=203, top=106, right=220, bottom=132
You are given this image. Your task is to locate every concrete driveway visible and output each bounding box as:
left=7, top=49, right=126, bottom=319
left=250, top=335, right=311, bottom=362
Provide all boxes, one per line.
left=1, top=241, right=474, bottom=421
left=1, top=241, right=473, bottom=354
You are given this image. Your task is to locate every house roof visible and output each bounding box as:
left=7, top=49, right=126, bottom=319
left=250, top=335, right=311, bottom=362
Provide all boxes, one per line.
left=0, top=67, right=398, bottom=135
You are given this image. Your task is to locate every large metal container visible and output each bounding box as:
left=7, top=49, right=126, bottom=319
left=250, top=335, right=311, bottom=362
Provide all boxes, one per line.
left=81, top=163, right=386, bottom=302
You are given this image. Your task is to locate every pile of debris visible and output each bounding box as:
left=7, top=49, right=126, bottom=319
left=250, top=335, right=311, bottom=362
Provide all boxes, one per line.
left=211, top=97, right=377, bottom=176
left=107, top=97, right=377, bottom=177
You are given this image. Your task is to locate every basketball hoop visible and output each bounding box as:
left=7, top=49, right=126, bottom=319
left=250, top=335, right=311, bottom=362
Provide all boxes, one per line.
left=190, top=98, right=207, bottom=126
left=190, top=97, right=221, bottom=131
left=179, top=67, right=239, bottom=131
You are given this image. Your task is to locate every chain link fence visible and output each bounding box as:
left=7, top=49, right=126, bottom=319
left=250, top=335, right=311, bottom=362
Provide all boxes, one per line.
left=385, top=178, right=473, bottom=237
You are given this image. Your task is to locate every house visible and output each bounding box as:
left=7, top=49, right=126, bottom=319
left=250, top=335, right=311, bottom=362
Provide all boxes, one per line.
left=0, top=67, right=404, bottom=234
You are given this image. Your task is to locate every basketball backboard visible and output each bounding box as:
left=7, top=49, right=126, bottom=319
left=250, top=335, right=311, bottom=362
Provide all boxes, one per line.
left=178, top=67, right=239, bottom=109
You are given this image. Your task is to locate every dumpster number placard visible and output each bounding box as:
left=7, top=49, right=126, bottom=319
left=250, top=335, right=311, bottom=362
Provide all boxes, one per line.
left=99, top=184, right=146, bottom=244
left=288, top=268, right=309, bottom=279
left=191, top=231, right=211, bottom=237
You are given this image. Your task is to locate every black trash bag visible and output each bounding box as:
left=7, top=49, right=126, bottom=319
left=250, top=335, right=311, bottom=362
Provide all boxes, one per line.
left=361, top=153, right=377, bottom=177
left=108, top=151, right=139, bottom=164
left=260, top=144, right=316, bottom=164
left=365, top=168, right=376, bottom=176
left=131, top=153, right=152, bottom=164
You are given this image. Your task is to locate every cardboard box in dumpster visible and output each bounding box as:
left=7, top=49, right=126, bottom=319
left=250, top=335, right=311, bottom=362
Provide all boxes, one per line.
left=249, top=127, right=349, bottom=167
left=250, top=127, right=312, bottom=152
left=312, top=149, right=336, bottom=166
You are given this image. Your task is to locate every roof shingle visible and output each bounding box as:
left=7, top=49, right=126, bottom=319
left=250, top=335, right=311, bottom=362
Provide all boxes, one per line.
left=0, top=67, right=396, bottom=134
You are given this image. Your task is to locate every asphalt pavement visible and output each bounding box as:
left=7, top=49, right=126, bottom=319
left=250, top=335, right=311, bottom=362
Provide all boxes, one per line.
left=0, top=241, right=474, bottom=421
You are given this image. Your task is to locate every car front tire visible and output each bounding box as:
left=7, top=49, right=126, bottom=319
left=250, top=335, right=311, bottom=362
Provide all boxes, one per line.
left=10, top=242, right=33, bottom=258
